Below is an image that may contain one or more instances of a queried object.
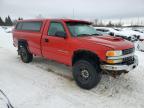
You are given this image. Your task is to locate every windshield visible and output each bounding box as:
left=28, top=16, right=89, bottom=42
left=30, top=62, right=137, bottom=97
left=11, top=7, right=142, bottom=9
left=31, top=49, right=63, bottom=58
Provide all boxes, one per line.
left=66, top=22, right=101, bottom=37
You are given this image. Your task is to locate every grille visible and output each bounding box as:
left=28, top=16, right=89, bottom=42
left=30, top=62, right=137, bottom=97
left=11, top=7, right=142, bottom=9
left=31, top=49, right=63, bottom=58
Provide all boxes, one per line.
left=122, top=48, right=135, bottom=55
left=123, top=56, right=134, bottom=65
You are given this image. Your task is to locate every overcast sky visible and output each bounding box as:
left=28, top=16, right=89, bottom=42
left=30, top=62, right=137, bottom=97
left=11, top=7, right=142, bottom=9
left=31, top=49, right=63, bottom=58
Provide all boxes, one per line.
left=0, top=0, right=144, bottom=20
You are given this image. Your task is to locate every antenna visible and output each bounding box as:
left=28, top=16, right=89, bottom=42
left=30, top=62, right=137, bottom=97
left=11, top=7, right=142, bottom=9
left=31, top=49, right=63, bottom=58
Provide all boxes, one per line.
left=73, top=8, right=75, bottom=19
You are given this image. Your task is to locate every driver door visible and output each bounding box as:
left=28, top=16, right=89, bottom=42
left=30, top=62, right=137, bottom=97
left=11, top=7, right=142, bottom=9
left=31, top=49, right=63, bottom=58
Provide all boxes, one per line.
left=42, top=21, right=70, bottom=64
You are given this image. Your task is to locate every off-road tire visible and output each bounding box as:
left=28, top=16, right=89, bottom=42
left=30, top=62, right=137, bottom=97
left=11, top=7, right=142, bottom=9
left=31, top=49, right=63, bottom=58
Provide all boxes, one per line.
left=19, top=46, right=33, bottom=63
left=73, top=59, right=101, bottom=90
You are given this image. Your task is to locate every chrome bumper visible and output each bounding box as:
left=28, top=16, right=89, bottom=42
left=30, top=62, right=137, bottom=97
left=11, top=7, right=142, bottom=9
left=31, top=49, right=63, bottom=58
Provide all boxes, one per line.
left=100, top=55, right=138, bottom=71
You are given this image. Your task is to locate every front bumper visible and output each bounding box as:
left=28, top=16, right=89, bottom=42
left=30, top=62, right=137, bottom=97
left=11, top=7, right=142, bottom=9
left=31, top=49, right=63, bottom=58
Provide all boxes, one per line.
left=100, top=55, right=138, bottom=71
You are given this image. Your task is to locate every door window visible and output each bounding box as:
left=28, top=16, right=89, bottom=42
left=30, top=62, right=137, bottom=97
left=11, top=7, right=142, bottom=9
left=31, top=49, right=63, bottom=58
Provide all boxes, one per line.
left=48, top=22, right=66, bottom=36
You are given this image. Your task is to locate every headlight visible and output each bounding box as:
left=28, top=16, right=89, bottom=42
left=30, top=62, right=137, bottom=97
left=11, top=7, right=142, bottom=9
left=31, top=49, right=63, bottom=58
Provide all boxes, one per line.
left=106, top=50, right=122, bottom=57
left=106, top=50, right=123, bottom=64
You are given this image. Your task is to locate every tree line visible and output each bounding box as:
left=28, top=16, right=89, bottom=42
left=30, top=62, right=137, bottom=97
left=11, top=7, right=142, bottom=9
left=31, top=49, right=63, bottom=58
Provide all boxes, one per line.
left=0, top=16, right=23, bottom=26
left=0, top=16, right=13, bottom=26
left=93, top=19, right=123, bottom=27
left=93, top=19, right=144, bottom=27
left=0, top=16, right=143, bottom=27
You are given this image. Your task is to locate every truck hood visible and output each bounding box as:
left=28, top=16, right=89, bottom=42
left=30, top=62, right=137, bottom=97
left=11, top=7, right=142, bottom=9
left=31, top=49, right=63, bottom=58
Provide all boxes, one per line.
left=77, top=35, right=134, bottom=50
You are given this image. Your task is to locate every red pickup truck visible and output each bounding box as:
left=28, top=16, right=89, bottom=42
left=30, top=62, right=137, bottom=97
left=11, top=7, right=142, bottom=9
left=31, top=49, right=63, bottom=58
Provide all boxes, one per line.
left=13, top=19, right=138, bottom=89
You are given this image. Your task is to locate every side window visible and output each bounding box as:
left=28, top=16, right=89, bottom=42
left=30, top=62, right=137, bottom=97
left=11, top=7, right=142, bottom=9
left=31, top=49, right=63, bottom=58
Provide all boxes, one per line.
left=16, top=22, right=23, bottom=30
left=21, top=21, right=42, bottom=31
left=48, top=22, right=65, bottom=36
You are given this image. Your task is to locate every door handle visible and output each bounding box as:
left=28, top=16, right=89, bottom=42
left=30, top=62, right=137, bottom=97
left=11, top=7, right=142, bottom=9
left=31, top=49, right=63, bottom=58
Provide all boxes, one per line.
left=44, top=38, right=49, bottom=42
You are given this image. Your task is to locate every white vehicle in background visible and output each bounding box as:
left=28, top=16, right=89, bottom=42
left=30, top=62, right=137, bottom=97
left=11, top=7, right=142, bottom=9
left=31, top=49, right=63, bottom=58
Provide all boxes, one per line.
left=124, top=28, right=144, bottom=51
left=122, top=28, right=144, bottom=39
left=94, top=27, right=111, bottom=35
left=137, top=38, right=144, bottom=51
left=94, top=27, right=137, bottom=42
left=132, top=29, right=144, bottom=34
left=135, top=30, right=144, bottom=51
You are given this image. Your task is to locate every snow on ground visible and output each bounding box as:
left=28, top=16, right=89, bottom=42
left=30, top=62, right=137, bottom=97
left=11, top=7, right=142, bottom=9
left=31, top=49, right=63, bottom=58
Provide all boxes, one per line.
left=0, top=27, right=144, bottom=108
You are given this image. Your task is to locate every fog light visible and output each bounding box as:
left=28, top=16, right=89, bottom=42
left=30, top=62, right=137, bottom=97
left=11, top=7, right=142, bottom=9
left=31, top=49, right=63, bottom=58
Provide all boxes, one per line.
left=106, top=59, right=123, bottom=64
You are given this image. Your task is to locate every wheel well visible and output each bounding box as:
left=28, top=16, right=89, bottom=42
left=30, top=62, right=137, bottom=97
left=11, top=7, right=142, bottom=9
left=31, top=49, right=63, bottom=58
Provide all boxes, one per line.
left=17, top=40, right=28, bottom=54
left=72, top=50, right=100, bottom=65
left=18, top=40, right=28, bottom=48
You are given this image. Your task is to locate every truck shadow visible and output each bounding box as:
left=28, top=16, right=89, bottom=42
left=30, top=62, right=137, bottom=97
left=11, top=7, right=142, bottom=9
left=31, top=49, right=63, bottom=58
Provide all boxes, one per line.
left=31, top=57, right=137, bottom=96
left=31, top=57, right=73, bottom=80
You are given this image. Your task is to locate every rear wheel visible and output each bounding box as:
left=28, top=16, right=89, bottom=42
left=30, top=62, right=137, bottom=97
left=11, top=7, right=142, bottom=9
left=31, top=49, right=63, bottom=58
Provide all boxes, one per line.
left=72, top=59, right=101, bottom=90
left=19, top=46, right=33, bottom=63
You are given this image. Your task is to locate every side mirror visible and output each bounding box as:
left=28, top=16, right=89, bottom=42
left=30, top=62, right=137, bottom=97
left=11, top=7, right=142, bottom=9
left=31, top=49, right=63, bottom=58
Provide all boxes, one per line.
left=55, top=31, right=66, bottom=38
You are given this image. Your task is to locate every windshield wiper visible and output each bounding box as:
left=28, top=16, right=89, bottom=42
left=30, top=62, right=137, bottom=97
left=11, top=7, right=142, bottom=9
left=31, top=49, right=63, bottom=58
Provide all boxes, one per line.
left=89, top=33, right=101, bottom=36
left=76, top=33, right=101, bottom=37
left=77, top=34, right=91, bottom=37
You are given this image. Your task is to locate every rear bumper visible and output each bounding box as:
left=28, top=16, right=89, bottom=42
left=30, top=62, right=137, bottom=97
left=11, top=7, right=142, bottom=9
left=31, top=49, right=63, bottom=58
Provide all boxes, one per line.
left=100, top=55, right=138, bottom=71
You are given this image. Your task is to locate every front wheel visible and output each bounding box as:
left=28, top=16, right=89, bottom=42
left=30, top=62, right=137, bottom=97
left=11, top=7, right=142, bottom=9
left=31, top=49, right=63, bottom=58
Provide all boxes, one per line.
left=72, top=59, right=101, bottom=90
left=19, top=46, right=33, bottom=63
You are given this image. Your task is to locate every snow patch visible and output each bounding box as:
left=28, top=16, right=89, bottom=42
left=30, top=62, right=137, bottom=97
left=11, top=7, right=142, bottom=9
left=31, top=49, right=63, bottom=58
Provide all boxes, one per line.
left=0, top=27, right=144, bottom=108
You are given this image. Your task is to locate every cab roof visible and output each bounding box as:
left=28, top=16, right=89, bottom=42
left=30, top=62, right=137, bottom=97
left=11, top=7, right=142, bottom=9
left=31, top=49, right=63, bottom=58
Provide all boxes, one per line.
left=17, top=18, right=91, bottom=24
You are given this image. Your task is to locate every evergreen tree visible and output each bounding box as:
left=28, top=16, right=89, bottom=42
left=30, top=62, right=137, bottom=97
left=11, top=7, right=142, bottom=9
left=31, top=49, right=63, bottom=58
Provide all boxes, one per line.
left=0, top=17, right=5, bottom=26
left=5, top=17, right=8, bottom=26
left=5, top=16, right=13, bottom=26
left=8, top=16, right=13, bottom=26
